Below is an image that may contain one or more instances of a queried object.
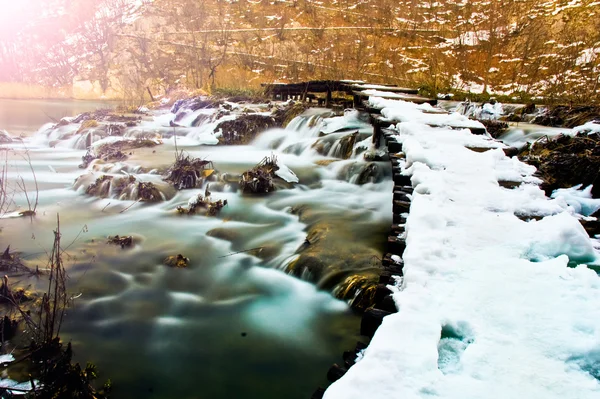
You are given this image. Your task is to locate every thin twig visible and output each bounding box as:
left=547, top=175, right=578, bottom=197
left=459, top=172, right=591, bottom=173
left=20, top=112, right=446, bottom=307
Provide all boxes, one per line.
left=120, top=199, right=141, bottom=213
left=218, top=247, right=264, bottom=258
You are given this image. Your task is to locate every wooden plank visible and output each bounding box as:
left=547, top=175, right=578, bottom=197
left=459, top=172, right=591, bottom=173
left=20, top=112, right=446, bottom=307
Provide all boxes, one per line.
left=353, top=90, right=437, bottom=106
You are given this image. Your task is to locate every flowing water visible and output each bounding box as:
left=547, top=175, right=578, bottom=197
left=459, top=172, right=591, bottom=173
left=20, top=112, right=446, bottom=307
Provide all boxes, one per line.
left=0, top=100, right=393, bottom=398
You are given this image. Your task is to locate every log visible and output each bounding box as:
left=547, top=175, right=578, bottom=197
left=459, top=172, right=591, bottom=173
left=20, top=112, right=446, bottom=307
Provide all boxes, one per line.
left=378, top=295, right=398, bottom=313
left=387, top=236, right=407, bottom=255
left=388, top=141, right=403, bottom=153
left=311, top=388, right=326, bottom=399
left=379, top=270, right=393, bottom=284
left=393, top=173, right=411, bottom=186
left=394, top=184, right=413, bottom=194
left=355, top=341, right=368, bottom=351
left=503, top=146, right=519, bottom=157
left=327, top=363, right=347, bottom=382
left=391, top=223, right=405, bottom=236
left=393, top=213, right=407, bottom=225
left=361, top=308, right=392, bottom=338
left=393, top=190, right=411, bottom=202
left=374, top=284, right=392, bottom=305
left=343, top=350, right=358, bottom=368
left=393, top=200, right=411, bottom=214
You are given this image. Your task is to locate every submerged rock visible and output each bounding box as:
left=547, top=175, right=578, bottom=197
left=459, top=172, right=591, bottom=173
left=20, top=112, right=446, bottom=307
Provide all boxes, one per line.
left=312, top=131, right=359, bottom=159
left=336, top=161, right=385, bottom=185
left=82, top=174, right=169, bottom=201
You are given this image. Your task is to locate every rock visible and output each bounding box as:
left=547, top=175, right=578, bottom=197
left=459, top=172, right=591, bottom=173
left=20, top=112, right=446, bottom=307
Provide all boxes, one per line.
left=521, top=103, right=536, bottom=115
left=163, top=254, right=190, bottom=268
left=479, top=119, right=509, bottom=138
left=215, top=114, right=277, bottom=145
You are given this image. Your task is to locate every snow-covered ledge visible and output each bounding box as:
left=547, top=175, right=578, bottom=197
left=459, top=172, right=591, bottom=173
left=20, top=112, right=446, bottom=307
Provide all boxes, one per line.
left=324, top=107, right=600, bottom=398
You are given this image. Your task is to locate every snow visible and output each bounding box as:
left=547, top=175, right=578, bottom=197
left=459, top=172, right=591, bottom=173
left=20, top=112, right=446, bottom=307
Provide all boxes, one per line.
left=573, top=121, right=600, bottom=135
left=361, top=89, right=422, bottom=100
left=369, top=97, right=487, bottom=131
left=0, top=354, right=15, bottom=363
left=324, top=100, right=600, bottom=399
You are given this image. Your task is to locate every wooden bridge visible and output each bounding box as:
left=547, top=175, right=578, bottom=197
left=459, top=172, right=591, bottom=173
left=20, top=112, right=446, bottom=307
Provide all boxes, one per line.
left=262, top=80, right=436, bottom=108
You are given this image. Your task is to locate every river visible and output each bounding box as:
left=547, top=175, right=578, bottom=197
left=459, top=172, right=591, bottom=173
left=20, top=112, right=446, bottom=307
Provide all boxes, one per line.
left=0, top=99, right=394, bottom=398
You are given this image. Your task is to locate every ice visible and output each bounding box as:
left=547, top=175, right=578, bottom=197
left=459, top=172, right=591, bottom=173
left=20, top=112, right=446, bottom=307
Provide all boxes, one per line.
left=321, top=110, right=371, bottom=134
left=325, top=98, right=600, bottom=399
left=275, top=159, right=299, bottom=183
left=552, top=185, right=600, bottom=216
left=0, top=378, right=39, bottom=394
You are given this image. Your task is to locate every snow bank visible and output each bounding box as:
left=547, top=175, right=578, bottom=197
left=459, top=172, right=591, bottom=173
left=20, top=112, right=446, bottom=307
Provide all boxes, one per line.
left=369, top=97, right=486, bottom=130
left=324, top=99, right=600, bottom=399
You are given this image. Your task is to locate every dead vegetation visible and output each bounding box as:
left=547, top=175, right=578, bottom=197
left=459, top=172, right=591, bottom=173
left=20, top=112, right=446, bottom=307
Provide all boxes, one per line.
left=519, top=132, right=600, bottom=197
left=0, top=246, right=29, bottom=273
left=239, top=155, right=279, bottom=194
left=532, top=106, right=600, bottom=128
left=163, top=149, right=214, bottom=190
left=1, top=215, right=111, bottom=398
left=176, top=186, right=228, bottom=216
left=107, top=235, right=134, bottom=248
left=163, top=254, right=190, bottom=268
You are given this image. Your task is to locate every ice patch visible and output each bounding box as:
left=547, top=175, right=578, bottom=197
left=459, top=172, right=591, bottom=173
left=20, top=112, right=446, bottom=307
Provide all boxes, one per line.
left=552, top=185, right=600, bottom=216
left=275, top=160, right=299, bottom=183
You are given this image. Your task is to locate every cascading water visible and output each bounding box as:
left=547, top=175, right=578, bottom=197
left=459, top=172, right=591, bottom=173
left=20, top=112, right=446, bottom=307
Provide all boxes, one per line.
left=0, top=99, right=392, bottom=399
